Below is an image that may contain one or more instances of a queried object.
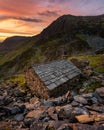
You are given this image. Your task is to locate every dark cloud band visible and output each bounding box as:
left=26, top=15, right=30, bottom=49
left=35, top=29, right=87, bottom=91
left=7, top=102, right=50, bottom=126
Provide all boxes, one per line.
left=0, top=15, right=44, bottom=23
left=38, top=10, right=60, bottom=17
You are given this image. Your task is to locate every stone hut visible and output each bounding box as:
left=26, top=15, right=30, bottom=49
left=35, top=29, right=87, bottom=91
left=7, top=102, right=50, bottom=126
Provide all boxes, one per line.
left=26, top=60, right=81, bottom=99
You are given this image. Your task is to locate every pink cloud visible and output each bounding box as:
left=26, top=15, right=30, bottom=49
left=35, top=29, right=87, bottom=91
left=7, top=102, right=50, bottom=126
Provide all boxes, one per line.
left=0, top=0, right=104, bottom=41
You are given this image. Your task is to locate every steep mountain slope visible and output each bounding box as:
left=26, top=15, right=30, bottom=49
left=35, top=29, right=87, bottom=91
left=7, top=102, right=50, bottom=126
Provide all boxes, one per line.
left=0, top=14, right=104, bottom=78
left=39, top=14, right=104, bottom=51
left=40, top=14, right=104, bottom=39
left=87, top=36, right=104, bottom=50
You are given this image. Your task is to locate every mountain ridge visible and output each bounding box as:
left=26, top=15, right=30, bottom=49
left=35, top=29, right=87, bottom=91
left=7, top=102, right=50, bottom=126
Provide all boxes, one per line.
left=0, top=14, right=104, bottom=78
left=40, top=14, right=104, bottom=39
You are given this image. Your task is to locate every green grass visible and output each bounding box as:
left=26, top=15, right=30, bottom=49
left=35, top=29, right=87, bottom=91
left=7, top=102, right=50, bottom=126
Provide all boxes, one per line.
left=76, top=34, right=87, bottom=41
left=0, top=40, right=34, bottom=66
left=68, top=54, right=104, bottom=73
left=5, top=74, right=25, bottom=87
left=85, top=81, right=102, bottom=93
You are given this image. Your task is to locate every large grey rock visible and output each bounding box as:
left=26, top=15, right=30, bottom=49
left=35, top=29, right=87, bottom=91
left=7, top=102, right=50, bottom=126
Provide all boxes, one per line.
left=43, top=101, right=54, bottom=107
left=85, top=105, right=104, bottom=113
left=74, top=124, right=104, bottom=130
left=14, top=114, right=24, bottom=121
left=62, top=105, right=73, bottom=119
left=93, top=92, right=102, bottom=102
left=82, top=93, right=93, bottom=98
left=91, top=97, right=98, bottom=104
left=71, top=101, right=79, bottom=107
left=74, top=95, right=88, bottom=105
left=72, top=107, right=89, bottom=116
left=11, top=106, right=21, bottom=115
left=96, top=87, right=104, bottom=97
left=52, top=96, right=67, bottom=105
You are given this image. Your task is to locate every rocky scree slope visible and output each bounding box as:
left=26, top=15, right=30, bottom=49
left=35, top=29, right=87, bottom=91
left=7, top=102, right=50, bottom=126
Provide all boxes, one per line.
left=0, top=61, right=104, bottom=130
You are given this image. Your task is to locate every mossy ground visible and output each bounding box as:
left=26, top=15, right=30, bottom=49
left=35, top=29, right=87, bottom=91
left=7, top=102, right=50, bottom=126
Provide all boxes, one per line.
left=76, top=34, right=87, bottom=41
left=85, top=81, right=102, bottom=93
left=68, top=54, right=104, bottom=73
left=0, top=40, right=34, bottom=66
left=5, top=74, right=25, bottom=87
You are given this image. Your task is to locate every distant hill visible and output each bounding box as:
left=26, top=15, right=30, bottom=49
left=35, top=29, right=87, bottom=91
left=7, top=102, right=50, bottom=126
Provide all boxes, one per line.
left=0, top=14, right=104, bottom=78
left=0, top=36, right=31, bottom=52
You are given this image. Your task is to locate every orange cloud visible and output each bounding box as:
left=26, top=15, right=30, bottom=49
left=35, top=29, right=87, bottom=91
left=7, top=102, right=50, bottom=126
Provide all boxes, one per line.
left=0, top=0, right=64, bottom=41
left=0, top=0, right=103, bottom=41
left=0, top=19, right=42, bottom=34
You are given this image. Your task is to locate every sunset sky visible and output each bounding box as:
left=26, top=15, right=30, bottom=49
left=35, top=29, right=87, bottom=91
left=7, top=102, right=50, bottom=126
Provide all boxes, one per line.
left=0, top=0, right=104, bottom=41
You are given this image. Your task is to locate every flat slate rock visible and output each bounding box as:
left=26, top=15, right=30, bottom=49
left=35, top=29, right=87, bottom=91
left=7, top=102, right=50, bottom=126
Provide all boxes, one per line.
left=33, top=60, right=81, bottom=90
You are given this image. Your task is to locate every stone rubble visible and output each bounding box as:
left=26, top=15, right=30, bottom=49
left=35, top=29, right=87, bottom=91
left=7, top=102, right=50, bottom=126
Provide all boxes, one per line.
left=0, top=82, right=104, bottom=130
left=0, top=60, right=104, bottom=130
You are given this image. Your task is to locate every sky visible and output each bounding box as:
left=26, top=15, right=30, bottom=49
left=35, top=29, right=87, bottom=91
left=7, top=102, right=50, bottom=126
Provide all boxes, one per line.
left=0, top=0, right=104, bottom=41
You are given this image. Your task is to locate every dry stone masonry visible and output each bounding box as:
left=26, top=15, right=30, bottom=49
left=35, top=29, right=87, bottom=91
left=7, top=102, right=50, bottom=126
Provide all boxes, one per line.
left=26, top=60, right=81, bottom=98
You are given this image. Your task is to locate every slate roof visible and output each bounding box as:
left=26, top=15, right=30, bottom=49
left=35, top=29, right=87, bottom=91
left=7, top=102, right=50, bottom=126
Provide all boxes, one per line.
left=33, top=60, right=81, bottom=90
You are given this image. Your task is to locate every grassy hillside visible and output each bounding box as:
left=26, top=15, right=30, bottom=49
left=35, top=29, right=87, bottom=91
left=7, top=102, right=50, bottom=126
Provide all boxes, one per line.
left=0, top=36, right=27, bottom=50
left=0, top=14, right=104, bottom=79
left=0, top=39, right=33, bottom=66
left=68, top=54, right=104, bottom=73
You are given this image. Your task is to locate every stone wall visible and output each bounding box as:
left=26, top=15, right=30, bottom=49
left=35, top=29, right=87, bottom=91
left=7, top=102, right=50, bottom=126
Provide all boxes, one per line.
left=25, top=69, right=49, bottom=99
left=49, top=83, right=70, bottom=97
left=49, top=77, right=80, bottom=97
left=26, top=69, right=81, bottom=99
